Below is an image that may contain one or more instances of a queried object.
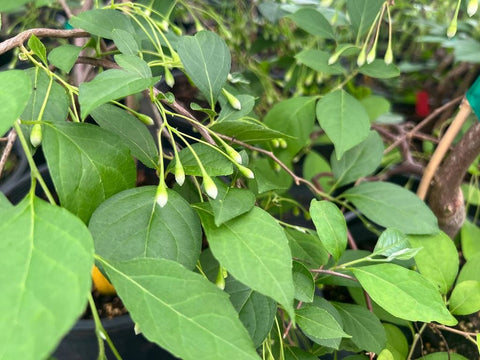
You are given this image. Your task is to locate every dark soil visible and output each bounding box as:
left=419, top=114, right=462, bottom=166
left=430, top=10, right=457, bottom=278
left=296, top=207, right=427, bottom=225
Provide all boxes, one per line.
left=81, top=290, right=127, bottom=320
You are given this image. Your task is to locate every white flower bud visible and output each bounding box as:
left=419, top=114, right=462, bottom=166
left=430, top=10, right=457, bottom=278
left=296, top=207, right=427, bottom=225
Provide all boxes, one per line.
left=203, top=175, right=218, bottom=199
left=155, top=183, right=168, bottom=208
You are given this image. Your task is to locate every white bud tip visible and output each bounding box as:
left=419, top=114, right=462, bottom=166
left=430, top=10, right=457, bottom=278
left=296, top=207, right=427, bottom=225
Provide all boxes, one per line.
left=243, top=168, right=255, bottom=179
left=204, top=177, right=218, bottom=199
left=155, top=191, right=168, bottom=208
left=468, top=1, right=478, bottom=16
left=134, top=323, right=142, bottom=335
left=175, top=174, right=185, bottom=186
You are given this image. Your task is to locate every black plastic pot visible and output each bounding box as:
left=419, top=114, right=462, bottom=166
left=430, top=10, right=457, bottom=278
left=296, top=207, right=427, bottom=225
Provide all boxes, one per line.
left=0, top=139, right=29, bottom=195
left=53, top=314, right=177, bottom=360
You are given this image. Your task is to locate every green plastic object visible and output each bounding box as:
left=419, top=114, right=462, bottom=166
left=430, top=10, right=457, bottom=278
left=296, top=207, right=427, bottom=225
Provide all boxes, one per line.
left=466, top=75, right=480, bottom=120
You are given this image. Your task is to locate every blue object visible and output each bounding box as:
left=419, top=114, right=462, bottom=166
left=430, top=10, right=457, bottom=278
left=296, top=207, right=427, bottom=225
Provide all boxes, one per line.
left=466, top=75, right=480, bottom=120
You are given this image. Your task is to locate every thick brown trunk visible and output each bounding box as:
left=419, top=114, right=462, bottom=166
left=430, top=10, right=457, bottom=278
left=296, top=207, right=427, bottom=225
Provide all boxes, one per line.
left=427, top=122, right=480, bottom=238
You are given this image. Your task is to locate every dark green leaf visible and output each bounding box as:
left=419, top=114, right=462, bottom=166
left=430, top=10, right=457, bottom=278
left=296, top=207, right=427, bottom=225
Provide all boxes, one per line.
left=343, top=182, right=439, bottom=234
left=285, top=347, right=319, bottom=360
left=310, top=200, right=347, bottom=261
left=346, top=0, right=384, bottom=37
left=48, top=45, right=82, bottom=73
left=112, top=28, right=140, bottom=55
left=292, top=261, right=315, bottom=302
left=210, top=119, right=287, bottom=143
left=210, top=187, right=256, bottom=226
left=89, top=187, right=201, bottom=269
left=101, top=258, right=260, bottom=360
left=331, top=130, right=384, bottom=187
left=197, top=206, right=295, bottom=321
left=0, top=195, right=94, bottom=360
left=295, top=49, right=344, bottom=75
left=218, top=94, right=255, bottom=122
left=251, top=157, right=293, bottom=193
left=285, top=228, right=329, bottom=269
left=332, top=302, right=386, bottom=353
left=316, top=90, right=370, bottom=159
left=69, top=9, right=134, bottom=39
left=408, top=231, right=459, bottom=294
left=0, top=0, right=30, bottom=12
left=359, top=60, right=400, bottom=79
left=296, top=304, right=350, bottom=342
left=43, top=122, right=136, bottom=223
left=91, top=104, right=159, bottom=168
left=225, top=276, right=277, bottom=348
left=177, top=31, right=231, bottom=107
left=351, top=264, right=457, bottom=325
left=449, top=280, right=480, bottom=315
left=382, top=323, right=409, bottom=360
left=0, top=70, right=32, bottom=136
left=360, top=95, right=391, bottom=122
left=288, top=8, right=335, bottom=39
left=114, top=54, right=152, bottom=78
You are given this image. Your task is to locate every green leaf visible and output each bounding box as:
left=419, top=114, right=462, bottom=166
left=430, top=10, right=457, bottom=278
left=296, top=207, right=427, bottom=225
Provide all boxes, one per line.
left=168, top=143, right=233, bottom=176
left=21, top=68, right=69, bottom=123
left=285, top=228, right=329, bottom=269
left=0, top=70, right=32, bottom=136
left=90, top=104, right=159, bottom=168
left=351, top=264, right=457, bottom=325
left=316, top=90, right=370, bottom=159
left=461, top=183, right=480, bottom=205
left=361, top=95, right=391, bottom=122
left=264, top=97, right=317, bottom=156
left=0, top=193, right=12, bottom=210
left=374, top=228, right=409, bottom=257
left=331, top=130, right=384, bottom=187
left=177, top=31, right=231, bottom=107
left=343, top=182, right=439, bottom=234
left=89, top=186, right=201, bottom=269
left=408, top=231, right=459, bottom=294
left=0, top=0, right=30, bottom=12
left=112, top=28, right=140, bottom=55
left=251, top=157, right=293, bottom=193
left=79, top=69, right=159, bottom=118
left=296, top=304, right=350, bottom=342
left=457, top=253, right=480, bottom=283
left=100, top=258, right=260, bottom=360
left=295, top=49, right=344, bottom=75
left=288, top=8, right=335, bottom=39
left=359, top=60, right=400, bottom=79
left=69, top=9, right=134, bottom=39
left=197, top=206, right=295, bottom=321
left=302, top=151, right=333, bottom=192
left=292, top=261, right=315, bottom=303
left=285, top=347, right=319, bottom=360
left=0, top=195, right=94, bottom=360
left=218, top=94, right=255, bottom=122
left=225, top=276, right=277, bottom=348
left=48, top=45, right=82, bottom=73
left=346, top=0, right=384, bottom=37
left=43, top=122, right=136, bottom=223
left=210, top=187, right=256, bottom=226
left=415, top=353, right=469, bottom=360
left=448, top=280, right=480, bottom=315
left=332, top=302, right=386, bottom=353
left=210, top=119, right=288, bottom=143
left=114, top=54, right=152, bottom=78
left=27, top=35, right=47, bottom=65
left=461, top=220, right=480, bottom=261
left=308, top=297, right=345, bottom=349
left=382, top=323, right=408, bottom=360
left=310, top=200, right=347, bottom=261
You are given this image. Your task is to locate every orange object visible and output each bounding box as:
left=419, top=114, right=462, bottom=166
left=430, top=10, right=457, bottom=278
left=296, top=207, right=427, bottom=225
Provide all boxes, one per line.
left=92, top=265, right=116, bottom=295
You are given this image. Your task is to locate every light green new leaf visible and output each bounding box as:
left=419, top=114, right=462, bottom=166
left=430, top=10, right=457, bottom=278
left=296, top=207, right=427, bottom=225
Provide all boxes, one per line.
left=457, top=253, right=480, bottom=283
left=295, top=49, right=344, bottom=75
left=382, top=323, right=409, bottom=360
left=210, top=187, right=256, bottom=226
left=346, top=0, right=384, bottom=37
left=316, top=90, right=370, bottom=159
left=359, top=60, right=400, bottom=79
left=408, top=231, right=458, bottom=294
left=332, top=302, right=386, bottom=354
left=91, top=104, right=159, bottom=168
left=331, top=130, right=384, bottom=187
left=27, top=35, right=47, bottom=65
left=461, top=220, right=480, bottom=260
left=0, top=70, right=32, bottom=136
left=89, top=187, right=201, bottom=269
left=69, top=9, right=134, bottom=39
left=288, top=8, right=335, bottom=39
left=43, top=122, right=136, bottom=223
left=0, top=0, right=30, bottom=12
left=101, top=258, right=260, bottom=360
left=415, top=353, right=469, bottom=360
left=177, top=31, right=231, bottom=107
left=225, top=276, right=277, bottom=348
left=264, top=96, right=317, bottom=156
left=48, top=45, right=82, bottom=73
left=351, top=264, right=457, bottom=325
left=343, top=182, right=439, bottom=234
left=168, top=143, right=233, bottom=176
left=449, top=280, right=480, bottom=315
left=293, top=261, right=315, bottom=303
left=310, top=200, right=347, bottom=261
left=296, top=305, right=350, bottom=342
left=374, top=228, right=409, bottom=258
left=285, top=228, right=329, bottom=269
left=210, top=119, right=287, bottom=143
left=197, top=206, right=295, bottom=321
left=79, top=69, right=159, bottom=118
left=112, top=28, right=140, bottom=55
left=361, top=95, right=391, bottom=122
left=0, top=193, right=12, bottom=210
left=0, top=195, right=94, bottom=360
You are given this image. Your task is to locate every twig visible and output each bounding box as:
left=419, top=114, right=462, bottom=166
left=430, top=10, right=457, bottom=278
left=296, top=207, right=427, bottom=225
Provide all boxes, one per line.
left=0, top=129, right=17, bottom=179
left=417, top=98, right=471, bottom=200
left=433, top=324, right=479, bottom=343
left=0, top=28, right=89, bottom=55
left=77, top=56, right=120, bottom=69
left=310, top=269, right=357, bottom=281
